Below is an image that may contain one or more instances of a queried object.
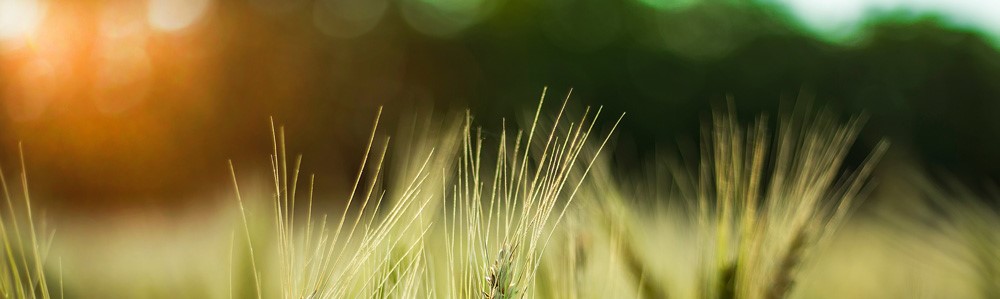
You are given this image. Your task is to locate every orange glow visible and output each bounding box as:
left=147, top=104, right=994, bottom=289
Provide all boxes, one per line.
left=0, top=0, right=46, bottom=43
left=147, top=0, right=211, bottom=31
left=3, top=59, right=55, bottom=121
left=31, top=6, right=86, bottom=69
left=93, top=44, right=152, bottom=115
left=96, top=2, right=152, bottom=115
left=1, top=4, right=84, bottom=121
left=100, top=1, right=146, bottom=39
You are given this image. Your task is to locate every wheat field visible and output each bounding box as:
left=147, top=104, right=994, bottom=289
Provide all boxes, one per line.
left=0, top=90, right=997, bottom=298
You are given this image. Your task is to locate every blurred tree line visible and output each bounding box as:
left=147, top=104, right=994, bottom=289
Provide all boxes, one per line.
left=1, top=0, right=998, bottom=209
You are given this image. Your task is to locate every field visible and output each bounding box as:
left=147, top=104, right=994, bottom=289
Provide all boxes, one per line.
left=0, top=91, right=997, bottom=299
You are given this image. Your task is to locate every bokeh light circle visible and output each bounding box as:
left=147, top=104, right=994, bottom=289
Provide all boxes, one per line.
left=147, top=0, right=211, bottom=31
left=399, top=0, right=496, bottom=38
left=0, top=0, right=46, bottom=42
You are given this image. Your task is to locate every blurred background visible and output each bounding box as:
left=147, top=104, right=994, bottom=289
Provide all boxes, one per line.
left=1, top=0, right=1000, bottom=214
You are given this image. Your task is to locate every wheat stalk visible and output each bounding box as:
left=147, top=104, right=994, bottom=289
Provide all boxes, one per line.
left=697, top=100, right=887, bottom=299
left=0, top=144, right=58, bottom=299
left=483, top=244, right=518, bottom=299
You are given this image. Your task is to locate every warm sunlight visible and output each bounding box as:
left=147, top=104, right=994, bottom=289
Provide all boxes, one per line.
left=0, top=0, right=45, bottom=41
left=1, top=1, right=1000, bottom=298
left=147, top=0, right=212, bottom=31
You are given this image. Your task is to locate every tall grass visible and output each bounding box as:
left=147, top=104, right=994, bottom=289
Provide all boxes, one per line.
left=226, top=91, right=897, bottom=299
left=694, top=104, right=888, bottom=299
left=229, top=108, right=440, bottom=298
left=438, top=91, right=621, bottom=298
left=0, top=145, right=58, bottom=299
left=559, top=100, right=889, bottom=299
left=9, top=90, right=1000, bottom=298
left=228, top=89, right=623, bottom=298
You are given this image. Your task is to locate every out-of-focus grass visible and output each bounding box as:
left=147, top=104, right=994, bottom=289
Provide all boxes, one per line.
left=0, top=146, right=56, bottom=299
left=5, top=91, right=1000, bottom=298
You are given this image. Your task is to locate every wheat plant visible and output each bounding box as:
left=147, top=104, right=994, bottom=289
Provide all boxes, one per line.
left=0, top=145, right=58, bottom=299
left=10, top=90, right=1000, bottom=299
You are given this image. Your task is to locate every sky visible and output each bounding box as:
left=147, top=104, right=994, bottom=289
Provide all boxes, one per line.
left=773, top=0, right=1000, bottom=44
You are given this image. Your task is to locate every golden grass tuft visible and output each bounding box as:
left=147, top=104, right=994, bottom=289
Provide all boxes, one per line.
left=0, top=145, right=58, bottom=299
